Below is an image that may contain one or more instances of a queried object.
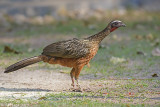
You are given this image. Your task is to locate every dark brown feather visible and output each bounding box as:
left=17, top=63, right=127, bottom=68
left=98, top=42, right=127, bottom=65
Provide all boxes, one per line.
left=42, top=38, right=91, bottom=58
left=4, top=56, right=42, bottom=73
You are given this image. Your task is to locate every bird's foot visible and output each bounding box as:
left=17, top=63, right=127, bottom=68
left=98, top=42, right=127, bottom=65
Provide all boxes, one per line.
left=70, top=84, right=82, bottom=92
left=76, top=84, right=81, bottom=89
left=71, top=83, right=74, bottom=87
left=74, top=84, right=82, bottom=92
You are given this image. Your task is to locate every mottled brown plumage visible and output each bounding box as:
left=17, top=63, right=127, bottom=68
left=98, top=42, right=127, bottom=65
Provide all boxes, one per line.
left=4, top=20, right=126, bottom=90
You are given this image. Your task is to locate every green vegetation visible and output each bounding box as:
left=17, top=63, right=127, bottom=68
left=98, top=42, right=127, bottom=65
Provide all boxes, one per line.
left=0, top=91, right=159, bottom=107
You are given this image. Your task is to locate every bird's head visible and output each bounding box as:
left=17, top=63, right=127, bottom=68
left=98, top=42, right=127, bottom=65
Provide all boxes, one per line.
left=107, top=20, right=126, bottom=32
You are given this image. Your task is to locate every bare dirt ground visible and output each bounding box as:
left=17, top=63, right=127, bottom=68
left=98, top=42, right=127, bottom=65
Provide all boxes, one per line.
left=0, top=66, right=109, bottom=103
left=0, top=65, right=100, bottom=94
left=0, top=66, right=160, bottom=105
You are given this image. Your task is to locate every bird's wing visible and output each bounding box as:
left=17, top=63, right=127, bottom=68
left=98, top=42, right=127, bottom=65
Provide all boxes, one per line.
left=42, top=38, right=91, bottom=58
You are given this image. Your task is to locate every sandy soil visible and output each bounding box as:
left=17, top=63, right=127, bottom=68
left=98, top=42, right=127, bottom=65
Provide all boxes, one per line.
left=0, top=67, right=88, bottom=92
left=0, top=65, right=105, bottom=101
left=0, top=66, right=160, bottom=105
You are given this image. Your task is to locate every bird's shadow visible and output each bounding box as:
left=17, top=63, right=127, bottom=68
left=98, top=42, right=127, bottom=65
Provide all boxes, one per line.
left=0, top=87, right=52, bottom=92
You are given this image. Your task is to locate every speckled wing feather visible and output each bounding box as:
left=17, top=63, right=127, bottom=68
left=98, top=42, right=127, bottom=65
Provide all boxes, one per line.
left=42, top=38, right=91, bottom=58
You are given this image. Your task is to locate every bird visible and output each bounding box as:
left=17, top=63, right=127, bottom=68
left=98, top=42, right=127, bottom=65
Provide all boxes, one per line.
left=4, top=20, right=126, bottom=91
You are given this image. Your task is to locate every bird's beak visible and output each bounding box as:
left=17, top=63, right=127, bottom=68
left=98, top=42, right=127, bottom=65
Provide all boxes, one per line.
left=121, top=23, right=126, bottom=27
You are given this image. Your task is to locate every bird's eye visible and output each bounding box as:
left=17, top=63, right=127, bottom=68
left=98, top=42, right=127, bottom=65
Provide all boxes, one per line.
left=114, top=22, right=118, bottom=25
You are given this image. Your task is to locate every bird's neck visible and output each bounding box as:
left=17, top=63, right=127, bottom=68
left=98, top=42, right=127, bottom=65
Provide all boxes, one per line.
left=87, top=27, right=111, bottom=44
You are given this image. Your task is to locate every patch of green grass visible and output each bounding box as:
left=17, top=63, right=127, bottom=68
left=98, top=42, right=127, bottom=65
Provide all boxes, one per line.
left=0, top=92, right=156, bottom=107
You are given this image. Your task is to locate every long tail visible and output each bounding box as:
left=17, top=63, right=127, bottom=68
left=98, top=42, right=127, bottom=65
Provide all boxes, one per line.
left=4, top=56, right=42, bottom=73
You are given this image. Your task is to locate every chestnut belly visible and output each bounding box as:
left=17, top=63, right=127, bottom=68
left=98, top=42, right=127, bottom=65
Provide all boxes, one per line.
left=51, top=57, right=91, bottom=68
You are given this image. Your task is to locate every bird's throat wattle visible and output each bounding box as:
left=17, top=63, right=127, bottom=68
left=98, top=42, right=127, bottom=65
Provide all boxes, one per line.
left=110, top=27, right=118, bottom=32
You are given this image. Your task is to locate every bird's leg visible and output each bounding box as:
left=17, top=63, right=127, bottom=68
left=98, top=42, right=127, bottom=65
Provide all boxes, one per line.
left=75, top=78, right=80, bottom=89
left=70, top=68, right=75, bottom=88
left=74, top=66, right=84, bottom=91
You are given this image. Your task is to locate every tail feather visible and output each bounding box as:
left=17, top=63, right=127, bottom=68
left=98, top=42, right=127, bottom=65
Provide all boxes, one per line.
left=4, top=56, right=42, bottom=73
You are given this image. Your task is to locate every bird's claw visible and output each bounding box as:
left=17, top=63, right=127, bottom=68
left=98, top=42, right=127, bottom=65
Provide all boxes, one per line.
left=71, top=83, right=74, bottom=87
left=76, top=84, right=81, bottom=89
left=70, top=83, right=82, bottom=92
